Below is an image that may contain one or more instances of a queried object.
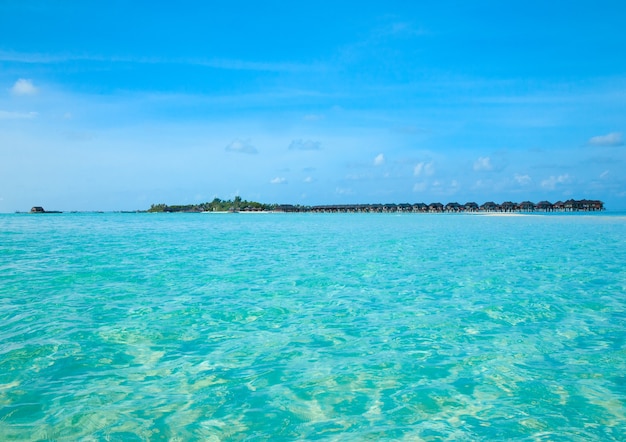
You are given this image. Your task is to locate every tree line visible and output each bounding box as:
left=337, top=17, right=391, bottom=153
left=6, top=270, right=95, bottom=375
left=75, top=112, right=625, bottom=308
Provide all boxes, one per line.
left=148, top=198, right=604, bottom=213
left=148, top=197, right=276, bottom=213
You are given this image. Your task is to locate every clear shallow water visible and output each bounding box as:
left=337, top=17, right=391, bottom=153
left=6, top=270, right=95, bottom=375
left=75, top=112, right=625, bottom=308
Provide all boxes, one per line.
left=1, top=212, right=625, bottom=441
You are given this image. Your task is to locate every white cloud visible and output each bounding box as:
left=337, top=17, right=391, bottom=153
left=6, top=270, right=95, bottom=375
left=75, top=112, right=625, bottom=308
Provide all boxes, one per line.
left=270, top=177, right=287, bottom=184
left=541, top=174, right=570, bottom=190
left=0, top=110, right=38, bottom=119
left=474, top=156, right=493, bottom=171
left=225, top=139, right=258, bottom=154
left=335, top=187, right=353, bottom=195
left=0, top=51, right=318, bottom=73
left=303, top=176, right=313, bottom=183
left=374, top=153, right=385, bottom=166
left=303, top=114, right=324, bottom=121
left=345, top=173, right=368, bottom=181
left=413, top=161, right=434, bottom=177
left=588, top=132, right=623, bottom=147
left=11, top=79, right=38, bottom=95
left=288, top=139, right=321, bottom=150
left=376, top=22, right=428, bottom=38
left=514, top=173, right=532, bottom=185
left=413, top=182, right=427, bottom=192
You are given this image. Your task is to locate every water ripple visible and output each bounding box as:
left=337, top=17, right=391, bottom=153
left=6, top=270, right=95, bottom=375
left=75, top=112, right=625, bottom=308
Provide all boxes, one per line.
left=1, top=213, right=625, bottom=440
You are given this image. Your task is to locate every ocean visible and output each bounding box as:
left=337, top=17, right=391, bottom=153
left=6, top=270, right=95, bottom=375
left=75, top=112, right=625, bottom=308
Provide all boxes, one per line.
left=1, top=212, right=625, bottom=440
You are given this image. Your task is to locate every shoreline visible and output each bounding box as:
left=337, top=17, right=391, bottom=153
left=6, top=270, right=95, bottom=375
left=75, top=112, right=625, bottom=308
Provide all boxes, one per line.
left=16, top=198, right=609, bottom=215
left=11, top=210, right=619, bottom=216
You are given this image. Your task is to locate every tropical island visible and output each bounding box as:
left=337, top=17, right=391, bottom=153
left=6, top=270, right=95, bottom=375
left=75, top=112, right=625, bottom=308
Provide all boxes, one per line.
left=148, top=196, right=275, bottom=213
left=147, top=198, right=604, bottom=213
left=28, top=206, right=63, bottom=214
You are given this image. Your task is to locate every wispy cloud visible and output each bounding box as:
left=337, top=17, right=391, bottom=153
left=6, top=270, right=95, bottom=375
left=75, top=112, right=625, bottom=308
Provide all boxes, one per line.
left=335, top=187, right=353, bottom=195
left=0, top=110, right=38, bottom=119
left=11, top=79, right=38, bottom=95
left=413, top=182, right=427, bottom=192
left=270, top=177, right=287, bottom=184
left=413, top=178, right=460, bottom=196
left=373, top=153, right=385, bottom=166
left=303, top=114, right=324, bottom=121
left=192, top=58, right=319, bottom=73
left=413, top=161, right=434, bottom=177
left=393, top=125, right=424, bottom=134
left=514, top=173, right=532, bottom=185
left=541, top=174, right=571, bottom=190
left=288, top=139, right=321, bottom=151
left=0, top=50, right=319, bottom=73
left=367, top=21, right=429, bottom=41
left=588, top=132, right=623, bottom=147
left=0, top=51, right=69, bottom=63
left=474, top=156, right=493, bottom=171
left=225, top=139, right=258, bottom=154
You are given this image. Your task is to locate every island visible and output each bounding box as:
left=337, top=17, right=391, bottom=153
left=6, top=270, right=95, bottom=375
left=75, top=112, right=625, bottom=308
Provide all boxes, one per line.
left=29, top=206, right=63, bottom=214
left=147, top=198, right=604, bottom=214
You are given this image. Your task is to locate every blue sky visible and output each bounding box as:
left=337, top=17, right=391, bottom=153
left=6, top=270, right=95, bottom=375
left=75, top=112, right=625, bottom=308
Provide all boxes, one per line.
left=1, top=1, right=625, bottom=211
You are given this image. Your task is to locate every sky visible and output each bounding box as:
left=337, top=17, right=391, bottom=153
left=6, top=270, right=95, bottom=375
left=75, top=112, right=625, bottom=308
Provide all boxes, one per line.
left=1, top=1, right=625, bottom=211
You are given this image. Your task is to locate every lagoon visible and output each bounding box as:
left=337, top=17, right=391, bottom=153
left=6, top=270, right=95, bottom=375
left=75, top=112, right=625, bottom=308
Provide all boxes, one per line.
left=1, top=212, right=625, bottom=440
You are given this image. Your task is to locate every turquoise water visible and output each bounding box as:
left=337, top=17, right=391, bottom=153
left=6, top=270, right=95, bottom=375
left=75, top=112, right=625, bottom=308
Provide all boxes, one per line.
left=1, top=212, right=625, bottom=440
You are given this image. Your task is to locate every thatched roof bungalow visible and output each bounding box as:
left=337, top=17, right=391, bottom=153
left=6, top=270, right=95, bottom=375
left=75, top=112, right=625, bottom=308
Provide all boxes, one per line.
left=519, top=201, right=535, bottom=212
left=445, top=202, right=462, bottom=212
left=581, top=199, right=604, bottom=211
left=536, top=201, right=553, bottom=211
left=274, top=198, right=602, bottom=214
left=428, top=202, right=444, bottom=213
left=412, top=203, right=428, bottom=212
left=464, top=202, right=479, bottom=212
left=275, top=204, right=299, bottom=212
left=480, top=201, right=499, bottom=212
left=501, top=201, right=517, bottom=212
left=564, top=199, right=578, bottom=211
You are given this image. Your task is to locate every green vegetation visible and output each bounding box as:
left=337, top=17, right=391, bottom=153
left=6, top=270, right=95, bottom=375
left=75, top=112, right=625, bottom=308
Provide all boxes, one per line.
left=147, top=197, right=276, bottom=213
left=148, top=198, right=604, bottom=213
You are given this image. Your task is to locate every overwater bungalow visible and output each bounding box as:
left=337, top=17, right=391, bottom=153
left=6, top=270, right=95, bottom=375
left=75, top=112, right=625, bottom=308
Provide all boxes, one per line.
left=519, top=201, right=535, bottom=212
left=464, top=202, right=479, bottom=212
left=580, top=199, right=604, bottom=211
left=273, top=198, right=602, bottom=214
left=412, top=203, right=428, bottom=213
left=564, top=199, right=578, bottom=211
left=275, top=204, right=299, bottom=212
left=445, top=202, right=462, bottom=212
left=536, top=201, right=553, bottom=211
left=151, top=197, right=603, bottom=215
left=480, top=201, right=499, bottom=212
left=428, top=202, right=444, bottom=213
left=501, top=201, right=517, bottom=212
